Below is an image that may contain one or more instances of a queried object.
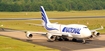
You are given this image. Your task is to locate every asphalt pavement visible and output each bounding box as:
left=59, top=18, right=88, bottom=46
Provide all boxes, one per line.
left=0, top=29, right=105, bottom=51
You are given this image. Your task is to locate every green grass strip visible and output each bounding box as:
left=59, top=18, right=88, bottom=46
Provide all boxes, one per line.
left=0, top=18, right=105, bottom=33
left=0, top=10, right=105, bottom=18
left=0, top=36, right=59, bottom=51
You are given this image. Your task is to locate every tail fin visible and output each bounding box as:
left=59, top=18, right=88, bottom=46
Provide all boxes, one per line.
left=40, top=6, right=58, bottom=30
left=40, top=6, right=50, bottom=25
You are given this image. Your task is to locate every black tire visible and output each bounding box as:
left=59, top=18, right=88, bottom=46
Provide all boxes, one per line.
left=55, top=36, right=64, bottom=41
left=63, top=38, right=69, bottom=41
left=72, top=38, right=77, bottom=42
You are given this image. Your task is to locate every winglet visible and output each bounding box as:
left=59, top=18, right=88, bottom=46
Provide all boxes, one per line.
left=91, top=26, right=104, bottom=31
left=101, top=26, right=104, bottom=29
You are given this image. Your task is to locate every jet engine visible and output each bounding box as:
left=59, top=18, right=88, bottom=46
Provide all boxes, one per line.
left=91, top=26, right=103, bottom=37
left=25, top=31, right=33, bottom=38
left=46, top=33, right=57, bottom=42
left=91, top=30, right=100, bottom=37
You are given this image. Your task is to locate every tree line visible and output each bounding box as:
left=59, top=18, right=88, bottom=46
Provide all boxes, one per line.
left=0, top=0, right=105, bottom=12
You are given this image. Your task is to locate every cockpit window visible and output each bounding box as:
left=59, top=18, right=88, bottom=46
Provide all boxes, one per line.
left=83, top=27, right=88, bottom=28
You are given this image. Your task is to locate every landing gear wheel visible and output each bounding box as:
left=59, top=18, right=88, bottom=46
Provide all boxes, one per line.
left=63, top=38, right=69, bottom=41
left=72, top=38, right=77, bottom=42
left=57, top=36, right=64, bottom=41
left=82, top=39, right=86, bottom=44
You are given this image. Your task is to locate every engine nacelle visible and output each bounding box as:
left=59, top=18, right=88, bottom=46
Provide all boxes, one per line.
left=25, top=31, right=33, bottom=38
left=96, top=32, right=100, bottom=36
left=92, top=31, right=100, bottom=37
left=46, top=33, right=56, bottom=42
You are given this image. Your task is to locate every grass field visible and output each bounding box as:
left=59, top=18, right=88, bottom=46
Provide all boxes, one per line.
left=0, top=10, right=105, bottom=33
left=0, top=10, right=105, bottom=18
left=0, top=18, right=105, bottom=33
left=0, top=36, right=59, bottom=51
left=0, top=10, right=105, bottom=51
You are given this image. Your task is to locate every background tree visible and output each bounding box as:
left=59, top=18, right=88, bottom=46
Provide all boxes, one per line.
left=0, top=0, right=105, bottom=12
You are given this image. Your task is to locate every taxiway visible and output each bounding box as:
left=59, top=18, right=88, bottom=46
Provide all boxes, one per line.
left=0, top=29, right=105, bottom=51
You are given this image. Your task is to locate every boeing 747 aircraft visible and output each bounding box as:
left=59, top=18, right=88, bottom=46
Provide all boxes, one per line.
left=25, top=6, right=103, bottom=44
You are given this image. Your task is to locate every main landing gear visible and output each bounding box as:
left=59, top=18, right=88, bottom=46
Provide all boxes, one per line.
left=72, top=38, right=87, bottom=44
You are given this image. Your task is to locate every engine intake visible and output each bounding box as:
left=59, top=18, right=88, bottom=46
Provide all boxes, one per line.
left=92, top=31, right=100, bottom=37
left=96, top=32, right=100, bottom=36
left=25, top=31, right=33, bottom=38
left=47, top=35, right=56, bottom=42
left=27, top=34, right=33, bottom=38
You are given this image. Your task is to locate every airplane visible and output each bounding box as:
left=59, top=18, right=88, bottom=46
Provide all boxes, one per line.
left=25, top=6, right=103, bottom=44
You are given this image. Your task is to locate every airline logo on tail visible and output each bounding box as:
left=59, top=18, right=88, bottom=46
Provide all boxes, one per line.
left=40, top=6, right=49, bottom=24
left=40, top=6, right=57, bottom=30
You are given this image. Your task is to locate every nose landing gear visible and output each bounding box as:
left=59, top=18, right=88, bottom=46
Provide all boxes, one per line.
left=82, top=39, right=86, bottom=44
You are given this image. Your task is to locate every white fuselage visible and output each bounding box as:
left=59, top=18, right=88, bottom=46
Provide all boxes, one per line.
left=46, top=23, right=92, bottom=39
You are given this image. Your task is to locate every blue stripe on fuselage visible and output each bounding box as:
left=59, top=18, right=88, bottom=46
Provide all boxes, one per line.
left=45, top=24, right=58, bottom=30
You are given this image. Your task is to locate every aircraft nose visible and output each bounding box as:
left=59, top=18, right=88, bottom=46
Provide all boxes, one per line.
left=81, top=29, right=92, bottom=38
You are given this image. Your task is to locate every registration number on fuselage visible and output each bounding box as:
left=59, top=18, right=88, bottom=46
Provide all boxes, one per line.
left=62, top=27, right=81, bottom=34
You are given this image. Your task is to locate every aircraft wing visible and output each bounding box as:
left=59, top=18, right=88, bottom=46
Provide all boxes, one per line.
left=25, top=30, right=62, bottom=36
left=25, top=31, right=47, bottom=35
left=90, top=26, right=104, bottom=32
left=25, top=30, right=73, bottom=38
left=26, top=22, right=59, bottom=27
left=90, top=26, right=104, bottom=37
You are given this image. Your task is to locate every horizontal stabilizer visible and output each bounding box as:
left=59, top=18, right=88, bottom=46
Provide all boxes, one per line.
left=26, top=23, right=43, bottom=26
